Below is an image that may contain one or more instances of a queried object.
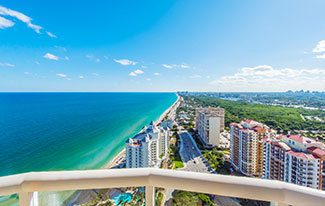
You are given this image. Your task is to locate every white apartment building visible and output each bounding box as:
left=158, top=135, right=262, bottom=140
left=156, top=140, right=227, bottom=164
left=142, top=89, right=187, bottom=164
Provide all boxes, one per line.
left=195, top=107, right=225, bottom=147
left=285, top=150, right=320, bottom=189
left=126, top=121, right=169, bottom=168
left=263, top=134, right=325, bottom=190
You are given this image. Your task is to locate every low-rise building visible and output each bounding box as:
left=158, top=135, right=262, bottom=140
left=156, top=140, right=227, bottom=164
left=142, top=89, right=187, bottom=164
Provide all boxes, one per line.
left=126, top=121, right=169, bottom=168
left=195, top=107, right=225, bottom=147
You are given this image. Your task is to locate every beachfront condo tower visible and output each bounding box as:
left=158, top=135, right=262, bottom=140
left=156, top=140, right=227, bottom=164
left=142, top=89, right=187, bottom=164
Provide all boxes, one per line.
left=230, top=119, right=276, bottom=177
left=195, top=107, right=225, bottom=147
left=263, top=134, right=325, bottom=190
left=125, top=121, right=169, bottom=168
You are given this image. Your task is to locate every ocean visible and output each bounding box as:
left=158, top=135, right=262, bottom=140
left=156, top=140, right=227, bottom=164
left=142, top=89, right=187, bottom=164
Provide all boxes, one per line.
left=0, top=92, right=177, bottom=205
left=0, top=92, right=177, bottom=176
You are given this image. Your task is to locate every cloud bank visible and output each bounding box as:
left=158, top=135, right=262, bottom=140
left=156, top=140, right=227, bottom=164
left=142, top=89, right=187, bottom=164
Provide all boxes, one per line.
left=313, top=40, right=325, bottom=59
left=129, top=69, right=144, bottom=76
left=0, top=5, right=55, bottom=37
left=0, top=62, right=15, bottom=67
left=212, top=65, right=325, bottom=91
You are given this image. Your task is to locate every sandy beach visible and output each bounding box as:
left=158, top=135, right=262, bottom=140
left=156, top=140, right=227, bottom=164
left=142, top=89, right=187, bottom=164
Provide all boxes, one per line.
left=104, top=149, right=126, bottom=169
left=104, top=93, right=181, bottom=169
left=68, top=94, right=182, bottom=205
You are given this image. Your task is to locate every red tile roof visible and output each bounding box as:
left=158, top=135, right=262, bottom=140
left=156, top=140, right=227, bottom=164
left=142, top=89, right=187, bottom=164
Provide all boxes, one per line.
left=288, top=135, right=304, bottom=143
left=308, top=147, right=325, bottom=157
left=287, top=150, right=316, bottom=160
left=244, top=119, right=256, bottom=124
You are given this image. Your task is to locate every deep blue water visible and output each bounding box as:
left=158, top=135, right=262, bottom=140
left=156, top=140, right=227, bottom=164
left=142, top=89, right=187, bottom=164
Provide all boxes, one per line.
left=0, top=92, right=177, bottom=177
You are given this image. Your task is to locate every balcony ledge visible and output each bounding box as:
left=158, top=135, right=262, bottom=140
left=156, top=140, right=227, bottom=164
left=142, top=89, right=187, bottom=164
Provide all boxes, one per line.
left=0, top=168, right=324, bottom=206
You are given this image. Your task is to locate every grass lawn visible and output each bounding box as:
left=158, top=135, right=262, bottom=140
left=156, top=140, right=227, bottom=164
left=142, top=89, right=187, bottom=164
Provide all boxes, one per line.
left=173, top=160, right=184, bottom=169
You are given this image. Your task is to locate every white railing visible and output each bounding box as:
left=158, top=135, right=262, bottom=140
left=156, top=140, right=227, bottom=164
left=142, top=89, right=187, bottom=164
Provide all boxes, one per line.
left=0, top=168, right=324, bottom=206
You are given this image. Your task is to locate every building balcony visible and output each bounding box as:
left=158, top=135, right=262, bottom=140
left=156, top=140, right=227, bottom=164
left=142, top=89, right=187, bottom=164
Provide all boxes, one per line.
left=0, top=168, right=324, bottom=206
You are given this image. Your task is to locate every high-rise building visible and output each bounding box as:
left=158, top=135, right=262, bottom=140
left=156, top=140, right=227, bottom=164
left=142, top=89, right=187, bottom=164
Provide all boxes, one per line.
left=195, top=107, right=225, bottom=147
left=263, top=135, right=325, bottom=190
left=230, top=119, right=276, bottom=177
left=308, top=146, right=325, bottom=190
left=125, top=121, right=169, bottom=168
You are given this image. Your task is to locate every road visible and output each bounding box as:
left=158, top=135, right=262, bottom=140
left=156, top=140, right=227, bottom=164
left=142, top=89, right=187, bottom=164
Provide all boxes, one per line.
left=178, top=131, right=214, bottom=173
left=177, top=130, right=241, bottom=206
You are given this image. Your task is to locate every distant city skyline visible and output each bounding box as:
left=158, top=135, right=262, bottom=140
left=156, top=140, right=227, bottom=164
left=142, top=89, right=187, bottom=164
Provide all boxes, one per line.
left=0, top=0, right=325, bottom=92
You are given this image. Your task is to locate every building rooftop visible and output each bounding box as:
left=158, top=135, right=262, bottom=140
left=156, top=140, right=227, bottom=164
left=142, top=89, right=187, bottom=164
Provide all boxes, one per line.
left=196, top=107, right=225, bottom=116
left=281, top=134, right=316, bottom=144
left=287, top=150, right=316, bottom=160
left=308, top=146, right=325, bottom=158
left=276, top=141, right=292, bottom=151
left=231, top=119, right=272, bottom=134
left=126, top=133, right=151, bottom=146
left=126, top=121, right=164, bottom=146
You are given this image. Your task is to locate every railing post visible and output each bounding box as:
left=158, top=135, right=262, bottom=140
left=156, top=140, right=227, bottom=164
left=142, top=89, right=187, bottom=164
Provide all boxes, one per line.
left=19, top=192, right=32, bottom=206
left=145, top=186, right=155, bottom=206
left=19, top=192, right=38, bottom=206
left=271, top=202, right=288, bottom=206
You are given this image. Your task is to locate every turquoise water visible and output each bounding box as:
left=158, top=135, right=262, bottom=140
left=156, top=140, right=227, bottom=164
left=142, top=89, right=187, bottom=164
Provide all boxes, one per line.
left=0, top=92, right=177, bottom=176
left=113, top=193, right=133, bottom=205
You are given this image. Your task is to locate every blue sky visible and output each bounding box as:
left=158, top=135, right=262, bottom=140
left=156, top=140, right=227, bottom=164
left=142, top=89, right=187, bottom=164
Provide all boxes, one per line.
left=0, top=0, right=325, bottom=92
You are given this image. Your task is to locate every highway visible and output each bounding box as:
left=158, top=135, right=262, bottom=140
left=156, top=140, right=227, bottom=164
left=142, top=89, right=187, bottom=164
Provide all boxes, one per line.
left=177, top=130, right=241, bottom=206
left=178, top=131, right=214, bottom=174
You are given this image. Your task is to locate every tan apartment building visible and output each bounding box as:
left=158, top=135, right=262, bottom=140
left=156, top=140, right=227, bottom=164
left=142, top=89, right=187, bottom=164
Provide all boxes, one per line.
left=195, top=107, right=225, bottom=147
left=230, top=119, right=275, bottom=177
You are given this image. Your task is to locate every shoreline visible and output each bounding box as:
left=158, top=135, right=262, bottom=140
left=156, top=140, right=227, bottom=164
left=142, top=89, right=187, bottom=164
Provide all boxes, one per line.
left=103, top=93, right=181, bottom=169
left=66, top=93, right=182, bottom=205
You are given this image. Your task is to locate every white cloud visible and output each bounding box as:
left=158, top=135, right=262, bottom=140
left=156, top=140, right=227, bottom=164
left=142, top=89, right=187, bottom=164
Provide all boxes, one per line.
left=313, top=40, right=325, bottom=53
left=129, top=72, right=137, bottom=76
left=134, top=69, right=144, bottom=74
left=43, top=53, right=59, bottom=61
left=212, top=65, right=325, bottom=91
left=312, top=40, right=325, bottom=59
left=114, top=59, right=137, bottom=66
left=162, top=63, right=190, bottom=69
left=46, top=31, right=57, bottom=38
left=57, top=73, right=67, bottom=78
left=129, top=69, right=144, bottom=76
left=189, top=75, right=202, bottom=79
left=0, top=62, right=14, bottom=67
left=92, top=73, right=99, bottom=76
left=79, top=75, right=84, bottom=79
left=64, top=56, right=70, bottom=60
left=162, top=64, right=175, bottom=69
left=180, top=64, right=190, bottom=69
left=146, top=78, right=151, bottom=81
left=0, top=5, right=42, bottom=33
left=316, top=53, right=325, bottom=59
left=154, top=72, right=160, bottom=76
left=0, top=16, right=14, bottom=28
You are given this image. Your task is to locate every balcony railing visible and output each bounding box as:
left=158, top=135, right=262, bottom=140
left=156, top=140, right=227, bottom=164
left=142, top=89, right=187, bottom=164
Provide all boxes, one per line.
left=0, top=168, right=325, bottom=206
